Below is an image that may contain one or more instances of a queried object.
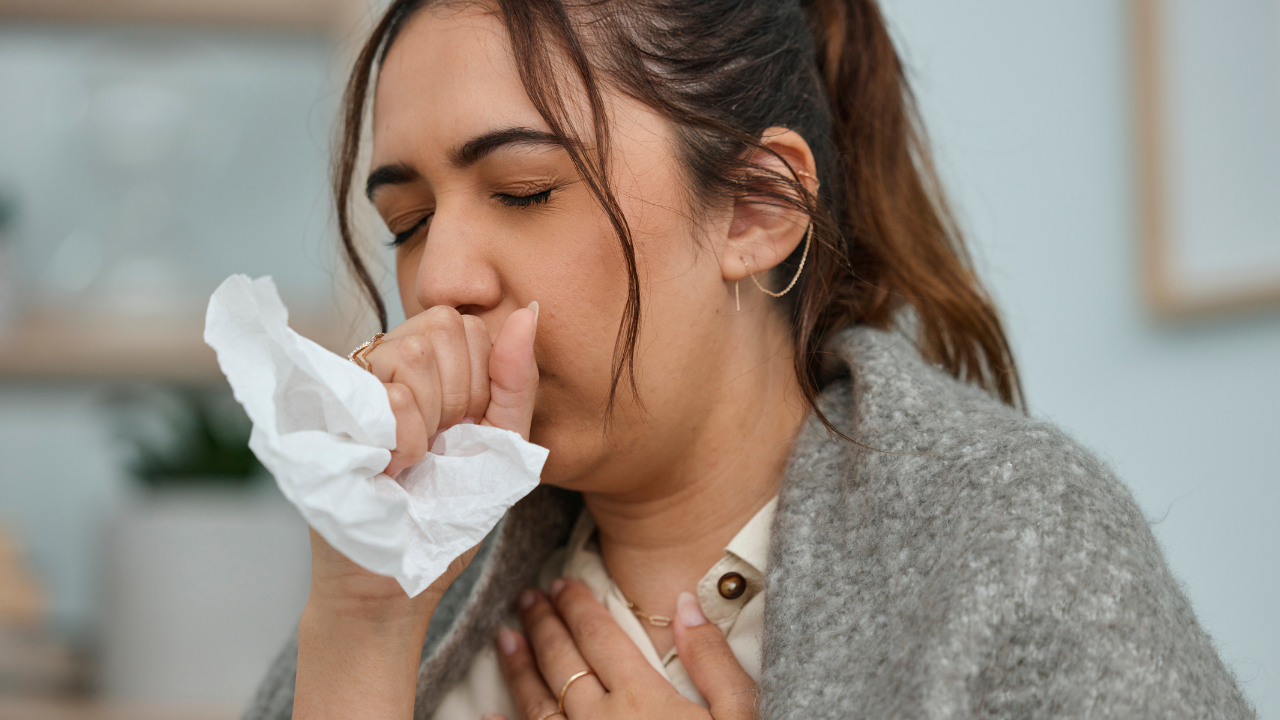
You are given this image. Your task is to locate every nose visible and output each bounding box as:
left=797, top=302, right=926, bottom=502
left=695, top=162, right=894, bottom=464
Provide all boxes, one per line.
left=413, top=211, right=503, bottom=316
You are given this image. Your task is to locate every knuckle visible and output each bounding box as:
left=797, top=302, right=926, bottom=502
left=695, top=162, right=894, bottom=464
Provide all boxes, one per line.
left=531, top=627, right=568, bottom=660
left=385, top=383, right=414, bottom=409
left=462, top=315, right=491, bottom=351
left=730, top=687, right=761, bottom=714
left=528, top=624, right=571, bottom=661
left=686, top=629, right=726, bottom=660
left=697, top=630, right=727, bottom=654
left=440, top=388, right=470, bottom=411
left=461, top=312, right=487, bottom=335
left=575, top=613, right=610, bottom=644
left=425, top=304, right=462, bottom=325
left=398, top=334, right=432, bottom=362
left=543, top=636, right=576, bottom=666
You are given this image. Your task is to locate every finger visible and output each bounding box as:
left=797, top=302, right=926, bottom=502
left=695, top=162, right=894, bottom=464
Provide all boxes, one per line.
left=383, top=382, right=428, bottom=477
left=516, top=589, right=607, bottom=715
left=494, top=627, right=560, bottom=720
left=367, top=332, right=443, bottom=445
left=420, top=306, right=472, bottom=432
left=483, top=302, right=539, bottom=439
left=550, top=578, right=658, bottom=692
left=462, top=314, right=492, bottom=423
left=673, top=592, right=758, bottom=717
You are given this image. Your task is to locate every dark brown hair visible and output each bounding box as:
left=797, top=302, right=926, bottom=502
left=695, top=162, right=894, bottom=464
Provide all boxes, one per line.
left=334, top=0, right=1023, bottom=436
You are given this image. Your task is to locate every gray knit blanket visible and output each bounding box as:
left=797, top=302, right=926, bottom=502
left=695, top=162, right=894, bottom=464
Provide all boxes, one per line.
left=245, top=326, right=1254, bottom=719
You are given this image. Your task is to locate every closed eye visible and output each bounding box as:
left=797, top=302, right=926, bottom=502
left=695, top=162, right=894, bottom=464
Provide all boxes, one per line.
left=390, top=214, right=432, bottom=247
left=495, top=188, right=553, bottom=208
left=389, top=187, right=555, bottom=248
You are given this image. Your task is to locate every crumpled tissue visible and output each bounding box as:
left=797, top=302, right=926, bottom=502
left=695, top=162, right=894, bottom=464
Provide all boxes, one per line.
left=204, top=274, right=548, bottom=597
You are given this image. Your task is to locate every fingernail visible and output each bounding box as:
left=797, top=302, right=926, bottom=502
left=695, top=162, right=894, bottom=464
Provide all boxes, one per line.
left=497, top=627, right=519, bottom=656
left=528, top=300, right=539, bottom=328
left=460, top=417, right=477, bottom=424
left=519, top=589, right=537, bottom=609
left=677, top=592, right=706, bottom=627
left=549, top=578, right=565, bottom=598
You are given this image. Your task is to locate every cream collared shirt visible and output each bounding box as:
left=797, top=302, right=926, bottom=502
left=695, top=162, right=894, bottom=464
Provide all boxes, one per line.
left=432, top=498, right=777, bottom=719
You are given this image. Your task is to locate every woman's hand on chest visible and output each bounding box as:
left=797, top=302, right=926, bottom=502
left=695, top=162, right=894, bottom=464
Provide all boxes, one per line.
left=490, top=579, right=759, bottom=720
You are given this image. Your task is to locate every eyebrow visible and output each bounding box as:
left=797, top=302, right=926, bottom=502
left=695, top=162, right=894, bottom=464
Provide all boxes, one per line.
left=365, top=126, right=564, bottom=201
left=364, top=162, right=419, bottom=201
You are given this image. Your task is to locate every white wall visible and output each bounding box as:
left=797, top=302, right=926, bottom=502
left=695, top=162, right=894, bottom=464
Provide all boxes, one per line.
left=879, top=1, right=1280, bottom=715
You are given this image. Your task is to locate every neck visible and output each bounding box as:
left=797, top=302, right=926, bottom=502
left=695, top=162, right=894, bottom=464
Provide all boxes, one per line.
left=582, top=314, right=806, bottom=653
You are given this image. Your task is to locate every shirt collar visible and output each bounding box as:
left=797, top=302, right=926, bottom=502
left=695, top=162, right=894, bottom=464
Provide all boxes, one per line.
left=725, top=497, right=777, bottom=576
left=562, top=496, right=778, bottom=580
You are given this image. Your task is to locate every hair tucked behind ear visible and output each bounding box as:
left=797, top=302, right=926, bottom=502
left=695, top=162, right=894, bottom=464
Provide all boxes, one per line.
left=334, top=0, right=1022, bottom=438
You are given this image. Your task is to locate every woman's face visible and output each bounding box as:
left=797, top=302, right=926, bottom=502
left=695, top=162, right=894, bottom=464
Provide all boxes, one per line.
left=369, top=6, right=771, bottom=494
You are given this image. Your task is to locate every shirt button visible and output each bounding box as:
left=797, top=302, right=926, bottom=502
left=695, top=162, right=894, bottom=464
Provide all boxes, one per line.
left=717, top=572, right=746, bottom=600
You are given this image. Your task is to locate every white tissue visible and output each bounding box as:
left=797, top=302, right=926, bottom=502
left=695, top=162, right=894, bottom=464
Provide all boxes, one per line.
left=203, top=274, right=548, bottom=597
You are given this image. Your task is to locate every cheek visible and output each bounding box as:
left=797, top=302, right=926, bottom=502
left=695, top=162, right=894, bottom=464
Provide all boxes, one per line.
left=527, top=215, right=630, bottom=404
left=528, top=188, right=711, bottom=468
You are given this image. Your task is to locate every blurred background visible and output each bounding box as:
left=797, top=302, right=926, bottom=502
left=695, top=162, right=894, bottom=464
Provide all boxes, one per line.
left=0, top=0, right=1276, bottom=718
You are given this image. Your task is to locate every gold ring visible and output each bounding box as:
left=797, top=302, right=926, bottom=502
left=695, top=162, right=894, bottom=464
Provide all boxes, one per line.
left=533, top=711, right=564, bottom=720
left=347, top=332, right=386, bottom=372
left=556, top=669, right=595, bottom=714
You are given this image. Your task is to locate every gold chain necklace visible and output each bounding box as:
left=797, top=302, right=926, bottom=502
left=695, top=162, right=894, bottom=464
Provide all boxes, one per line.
left=625, top=598, right=671, bottom=627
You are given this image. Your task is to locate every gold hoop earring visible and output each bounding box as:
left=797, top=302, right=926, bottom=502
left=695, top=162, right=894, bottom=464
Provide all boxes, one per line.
left=743, top=222, right=812, bottom=299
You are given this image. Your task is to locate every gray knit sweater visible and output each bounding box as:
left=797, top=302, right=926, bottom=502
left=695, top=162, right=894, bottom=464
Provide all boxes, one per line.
left=245, top=326, right=1254, bottom=719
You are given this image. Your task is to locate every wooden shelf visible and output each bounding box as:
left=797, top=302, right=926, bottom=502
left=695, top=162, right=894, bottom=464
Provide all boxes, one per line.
left=0, top=0, right=360, bottom=31
left=0, top=307, right=358, bottom=382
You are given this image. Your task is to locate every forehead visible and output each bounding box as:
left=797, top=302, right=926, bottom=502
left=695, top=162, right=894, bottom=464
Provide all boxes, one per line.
left=371, top=5, right=545, bottom=167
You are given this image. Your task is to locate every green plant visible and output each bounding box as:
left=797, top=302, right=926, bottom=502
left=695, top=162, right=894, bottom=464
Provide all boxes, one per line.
left=111, top=384, right=264, bottom=488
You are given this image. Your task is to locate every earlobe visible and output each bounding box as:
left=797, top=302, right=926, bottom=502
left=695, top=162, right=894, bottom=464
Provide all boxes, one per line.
left=729, top=219, right=813, bottom=312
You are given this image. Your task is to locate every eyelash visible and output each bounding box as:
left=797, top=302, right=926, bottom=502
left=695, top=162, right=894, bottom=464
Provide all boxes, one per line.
left=495, top=188, right=554, bottom=208
left=388, top=188, right=556, bottom=248
left=391, top=215, right=431, bottom=247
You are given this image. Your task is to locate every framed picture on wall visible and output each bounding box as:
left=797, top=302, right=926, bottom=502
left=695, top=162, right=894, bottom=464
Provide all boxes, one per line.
left=1133, top=0, right=1280, bottom=317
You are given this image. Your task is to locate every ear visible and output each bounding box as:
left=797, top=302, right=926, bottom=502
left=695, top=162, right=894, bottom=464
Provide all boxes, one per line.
left=716, top=127, right=818, bottom=287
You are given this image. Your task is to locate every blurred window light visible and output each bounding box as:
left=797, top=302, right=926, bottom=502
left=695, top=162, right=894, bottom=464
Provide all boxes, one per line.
left=0, top=22, right=357, bottom=378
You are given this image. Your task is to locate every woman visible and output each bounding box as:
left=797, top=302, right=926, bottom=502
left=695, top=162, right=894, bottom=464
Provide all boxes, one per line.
left=247, top=0, right=1253, bottom=718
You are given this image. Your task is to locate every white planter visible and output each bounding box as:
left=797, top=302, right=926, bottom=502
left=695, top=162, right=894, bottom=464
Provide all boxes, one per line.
left=100, top=482, right=310, bottom=707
